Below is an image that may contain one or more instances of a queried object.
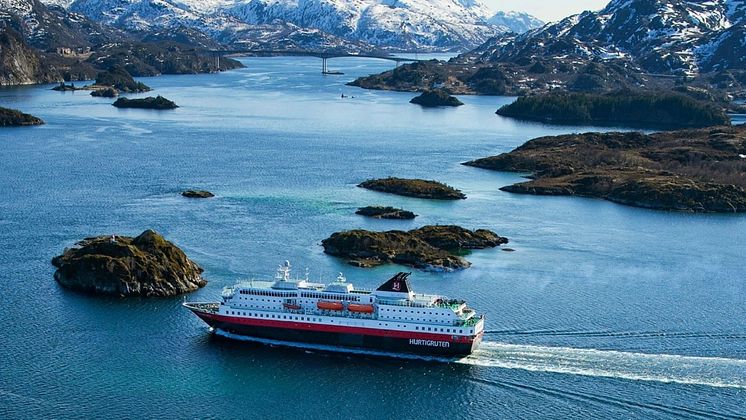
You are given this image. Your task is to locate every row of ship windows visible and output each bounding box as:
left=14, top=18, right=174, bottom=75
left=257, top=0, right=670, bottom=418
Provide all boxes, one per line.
left=299, top=292, right=361, bottom=302
left=381, top=315, right=448, bottom=324
left=381, top=307, right=451, bottom=317
left=238, top=290, right=295, bottom=298
left=228, top=311, right=327, bottom=323
left=225, top=311, right=470, bottom=334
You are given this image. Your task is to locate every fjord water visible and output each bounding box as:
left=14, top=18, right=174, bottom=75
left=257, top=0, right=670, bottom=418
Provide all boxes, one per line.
left=1, top=56, right=744, bottom=418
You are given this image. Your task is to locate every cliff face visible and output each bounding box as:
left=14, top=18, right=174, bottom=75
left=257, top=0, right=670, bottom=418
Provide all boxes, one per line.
left=0, top=28, right=57, bottom=85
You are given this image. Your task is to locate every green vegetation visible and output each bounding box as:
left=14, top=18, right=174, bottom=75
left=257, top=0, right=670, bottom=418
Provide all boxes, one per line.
left=496, top=91, right=730, bottom=128
left=95, top=66, right=151, bottom=92
left=0, top=107, right=44, bottom=126
left=112, top=96, right=178, bottom=110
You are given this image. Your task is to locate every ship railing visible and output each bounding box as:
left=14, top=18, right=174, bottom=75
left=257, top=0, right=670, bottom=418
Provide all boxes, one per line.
left=183, top=302, right=220, bottom=313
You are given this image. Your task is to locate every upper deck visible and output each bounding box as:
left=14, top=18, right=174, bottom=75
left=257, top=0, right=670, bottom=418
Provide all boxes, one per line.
left=218, top=262, right=481, bottom=327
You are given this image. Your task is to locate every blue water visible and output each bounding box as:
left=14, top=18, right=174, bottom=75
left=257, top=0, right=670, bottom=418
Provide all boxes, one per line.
left=1, top=56, right=744, bottom=419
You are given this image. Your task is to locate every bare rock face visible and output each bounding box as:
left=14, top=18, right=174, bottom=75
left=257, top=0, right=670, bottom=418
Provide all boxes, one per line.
left=51, top=230, right=207, bottom=297
left=321, top=225, right=508, bottom=271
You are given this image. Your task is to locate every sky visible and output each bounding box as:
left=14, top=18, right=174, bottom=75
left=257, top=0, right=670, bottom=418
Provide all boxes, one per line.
left=485, top=0, right=610, bottom=22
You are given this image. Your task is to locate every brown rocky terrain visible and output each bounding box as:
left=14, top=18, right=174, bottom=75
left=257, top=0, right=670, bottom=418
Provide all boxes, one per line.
left=463, top=126, right=746, bottom=212
left=356, top=206, right=417, bottom=219
left=51, top=230, right=207, bottom=296
left=359, top=178, right=466, bottom=200
left=322, top=225, right=508, bottom=270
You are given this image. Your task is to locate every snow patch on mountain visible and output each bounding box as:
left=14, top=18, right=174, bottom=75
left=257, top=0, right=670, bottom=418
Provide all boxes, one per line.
left=50, top=0, right=542, bottom=50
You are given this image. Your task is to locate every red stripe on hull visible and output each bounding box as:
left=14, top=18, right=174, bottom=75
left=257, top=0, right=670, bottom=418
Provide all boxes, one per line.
left=196, top=312, right=476, bottom=344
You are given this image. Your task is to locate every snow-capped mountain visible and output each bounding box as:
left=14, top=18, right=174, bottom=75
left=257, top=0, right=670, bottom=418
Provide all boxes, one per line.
left=477, top=0, right=746, bottom=74
left=226, top=0, right=499, bottom=50
left=487, top=10, right=543, bottom=34
left=0, top=0, right=118, bottom=49
left=55, top=0, right=542, bottom=51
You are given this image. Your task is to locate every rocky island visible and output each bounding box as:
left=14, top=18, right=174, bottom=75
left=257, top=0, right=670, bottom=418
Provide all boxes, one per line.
left=356, top=206, right=417, bottom=219
left=94, top=66, right=151, bottom=93
left=0, top=106, right=44, bottom=126
left=51, top=230, right=207, bottom=297
left=359, top=178, right=466, bottom=200
left=113, top=96, right=179, bottom=110
left=463, top=125, right=746, bottom=212
left=410, top=89, right=464, bottom=107
left=322, top=225, right=508, bottom=270
left=495, top=91, right=730, bottom=129
left=182, top=190, right=215, bottom=198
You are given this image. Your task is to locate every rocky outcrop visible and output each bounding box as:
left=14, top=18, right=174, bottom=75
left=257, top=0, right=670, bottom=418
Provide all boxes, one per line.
left=182, top=190, right=214, bottom=198
left=359, top=177, right=466, bottom=200
left=463, top=126, right=746, bottom=212
left=0, top=106, right=44, bottom=126
left=410, top=89, right=464, bottom=107
left=322, top=225, right=508, bottom=270
left=51, top=230, right=207, bottom=297
left=355, top=206, right=416, bottom=220
left=112, top=96, right=178, bottom=110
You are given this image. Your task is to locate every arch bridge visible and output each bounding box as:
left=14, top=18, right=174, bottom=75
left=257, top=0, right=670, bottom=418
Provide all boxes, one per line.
left=206, top=49, right=424, bottom=73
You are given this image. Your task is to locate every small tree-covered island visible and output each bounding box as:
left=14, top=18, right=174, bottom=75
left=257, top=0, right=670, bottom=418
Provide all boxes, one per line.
left=410, top=89, right=464, bottom=107
left=495, top=91, right=731, bottom=129
left=113, top=96, right=179, bottom=110
left=359, top=177, right=466, bottom=200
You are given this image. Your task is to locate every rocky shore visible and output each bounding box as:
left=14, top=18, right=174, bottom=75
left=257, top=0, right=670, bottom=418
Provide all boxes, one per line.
left=51, top=230, right=207, bottom=297
left=463, top=126, right=746, bottom=212
left=322, top=225, right=508, bottom=270
left=359, top=178, right=466, bottom=200
left=113, top=96, right=178, bottom=110
left=0, top=107, right=44, bottom=126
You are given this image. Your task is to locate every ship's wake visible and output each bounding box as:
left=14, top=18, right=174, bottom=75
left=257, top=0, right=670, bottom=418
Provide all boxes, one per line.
left=214, top=330, right=746, bottom=389
left=460, top=341, right=746, bottom=389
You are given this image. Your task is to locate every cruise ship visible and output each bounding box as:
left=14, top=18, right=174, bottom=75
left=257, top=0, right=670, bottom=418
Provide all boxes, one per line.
left=184, top=261, right=484, bottom=356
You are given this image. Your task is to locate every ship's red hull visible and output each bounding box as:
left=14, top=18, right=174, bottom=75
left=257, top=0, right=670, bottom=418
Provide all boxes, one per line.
left=191, top=309, right=481, bottom=356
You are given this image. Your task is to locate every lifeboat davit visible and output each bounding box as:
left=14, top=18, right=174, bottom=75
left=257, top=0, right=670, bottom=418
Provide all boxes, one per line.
left=283, top=302, right=301, bottom=310
left=348, top=304, right=375, bottom=314
left=317, top=301, right=344, bottom=311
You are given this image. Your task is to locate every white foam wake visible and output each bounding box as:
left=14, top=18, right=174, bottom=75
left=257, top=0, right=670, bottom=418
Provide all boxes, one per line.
left=214, top=330, right=746, bottom=389
left=460, top=341, right=746, bottom=389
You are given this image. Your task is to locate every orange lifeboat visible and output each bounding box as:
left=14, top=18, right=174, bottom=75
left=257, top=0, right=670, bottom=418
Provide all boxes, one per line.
left=283, top=302, right=301, bottom=310
left=317, top=301, right=344, bottom=311
left=348, top=304, right=375, bottom=314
